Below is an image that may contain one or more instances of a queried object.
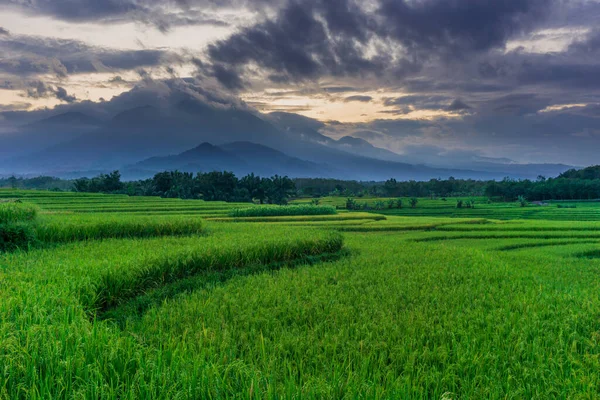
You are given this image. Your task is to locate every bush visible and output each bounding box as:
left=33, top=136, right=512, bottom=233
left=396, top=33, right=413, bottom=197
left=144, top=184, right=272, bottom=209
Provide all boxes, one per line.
left=557, top=204, right=577, bottom=209
left=346, top=198, right=357, bottom=210
left=0, top=202, right=39, bottom=224
left=0, top=222, right=36, bottom=252
left=229, top=205, right=337, bottom=217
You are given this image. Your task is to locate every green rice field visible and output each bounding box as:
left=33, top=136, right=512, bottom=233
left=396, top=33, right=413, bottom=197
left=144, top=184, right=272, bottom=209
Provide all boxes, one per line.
left=2, top=189, right=600, bottom=398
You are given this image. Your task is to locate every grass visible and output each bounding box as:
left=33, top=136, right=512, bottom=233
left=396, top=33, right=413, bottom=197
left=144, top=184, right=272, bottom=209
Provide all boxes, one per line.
left=2, top=190, right=600, bottom=398
left=35, top=214, right=205, bottom=243
left=229, top=204, right=337, bottom=217
left=0, top=202, right=38, bottom=224
left=209, top=212, right=384, bottom=223
left=0, top=222, right=36, bottom=252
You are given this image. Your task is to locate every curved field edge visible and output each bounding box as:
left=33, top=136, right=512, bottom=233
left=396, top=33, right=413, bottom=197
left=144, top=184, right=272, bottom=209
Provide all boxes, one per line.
left=0, top=226, right=344, bottom=399
left=35, top=215, right=205, bottom=244
left=121, top=235, right=600, bottom=398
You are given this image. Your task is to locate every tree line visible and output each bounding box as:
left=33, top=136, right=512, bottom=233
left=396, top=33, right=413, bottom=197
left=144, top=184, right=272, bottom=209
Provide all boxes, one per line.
left=4, top=165, right=600, bottom=202
left=73, top=171, right=296, bottom=204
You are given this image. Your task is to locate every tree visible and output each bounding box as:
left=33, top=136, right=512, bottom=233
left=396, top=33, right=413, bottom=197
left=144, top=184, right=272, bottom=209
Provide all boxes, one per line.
left=346, top=198, right=357, bottom=210
left=239, top=173, right=265, bottom=203
left=410, top=197, right=419, bottom=208
left=396, top=199, right=403, bottom=209
left=384, top=178, right=398, bottom=196
left=265, top=175, right=296, bottom=205
left=197, top=171, right=238, bottom=201
left=73, top=178, right=90, bottom=192
left=8, top=176, right=18, bottom=189
left=517, top=195, right=528, bottom=207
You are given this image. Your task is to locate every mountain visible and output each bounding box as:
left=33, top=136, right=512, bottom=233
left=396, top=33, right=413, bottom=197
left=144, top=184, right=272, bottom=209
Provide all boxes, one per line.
left=126, top=141, right=326, bottom=179
left=0, top=88, right=572, bottom=180
left=134, top=142, right=247, bottom=173
left=5, top=98, right=290, bottom=175
left=266, top=112, right=334, bottom=144
left=0, top=111, right=102, bottom=162
left=27, top=111, right=101, bottom=128
left=335, top=136, right=405, bottom=162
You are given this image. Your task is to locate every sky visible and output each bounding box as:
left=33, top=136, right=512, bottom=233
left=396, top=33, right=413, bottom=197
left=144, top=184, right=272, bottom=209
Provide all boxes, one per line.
left=1, top=0, right=600, bottom=166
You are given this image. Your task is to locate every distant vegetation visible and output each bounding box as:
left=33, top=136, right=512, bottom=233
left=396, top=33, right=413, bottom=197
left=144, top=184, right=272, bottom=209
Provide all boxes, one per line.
left=229, top=205, right=336, bottom=217
left=4, top=164, right=600, bottom=203
left=74, top=171, right=297, bottom=204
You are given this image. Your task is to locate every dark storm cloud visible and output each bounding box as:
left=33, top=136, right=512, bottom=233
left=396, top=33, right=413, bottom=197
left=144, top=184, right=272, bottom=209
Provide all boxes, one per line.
left=378, top=0, right=551, bottom=57
left=24, top=80, right=77, bottom=103
left=208, top=0, right=386, bottom=87
left=211, top=64, right=245, bottom=90
left=2, top=77, right=250, bottom=128
left=344, top=95, right=372, bottom=103
left=206, top=0, right=556, bottom=89
left=0, top=34, right=177, bottom=78
left=54, top=86, right=77, bottom=103
left=1, top=0, right=266, bottom=32
left=447, top=99, right=471, bottom=112
left=0, top=27, right=9, bottom=35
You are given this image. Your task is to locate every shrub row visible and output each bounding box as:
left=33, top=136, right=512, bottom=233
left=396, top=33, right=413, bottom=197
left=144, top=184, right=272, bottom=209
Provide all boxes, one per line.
left=36, top=216, right=204, bottom=243
left=229, top=205, right=337, bottom=217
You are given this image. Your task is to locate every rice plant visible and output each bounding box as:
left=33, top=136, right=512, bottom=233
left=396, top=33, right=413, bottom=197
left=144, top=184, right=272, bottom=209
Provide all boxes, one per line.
left=229, top=204, right=337, bottom=217
left=0, top=202, right=39, bottom=223
left=2, top=189, right=600, bottom=398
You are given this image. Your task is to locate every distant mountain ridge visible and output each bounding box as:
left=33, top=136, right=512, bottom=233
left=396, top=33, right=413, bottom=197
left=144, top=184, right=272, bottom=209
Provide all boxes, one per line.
left=0, top=93, right=573, bottom=180
left=127, top=141, right=326, bottom=179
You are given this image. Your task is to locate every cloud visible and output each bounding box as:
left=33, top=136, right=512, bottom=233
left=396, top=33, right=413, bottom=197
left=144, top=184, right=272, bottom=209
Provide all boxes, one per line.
left=447, top=99, right=471, bottom=112
left=0, top=33, right=179, bottom=79
left=212, top=64, right=245, bottom=90
left=24, top=80, right=77, bottom=103
left=207, top=0, right=385, bottom=87
left=54, top=86, right=77, bottom=103
left=0, top=102, right=31, bottom=112
left=378, top=0, right=551, bottom=58
left=344, top=95, right=372, bottom=102
left=0, top=27, right=9, bottom=36
left=1, top=1, right=255, bottom=32
left=108, top=76, right=129, bottom=85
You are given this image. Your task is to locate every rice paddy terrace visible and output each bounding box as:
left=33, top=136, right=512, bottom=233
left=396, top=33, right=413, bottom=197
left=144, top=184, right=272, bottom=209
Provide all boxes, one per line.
left=2, top=189, right=600, bottom=398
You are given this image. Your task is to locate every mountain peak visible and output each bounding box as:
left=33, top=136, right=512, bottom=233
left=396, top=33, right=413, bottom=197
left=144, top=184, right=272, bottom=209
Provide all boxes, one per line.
left=189, top=142, right=219, bottom=152
left=337, top=136, right=372, bottom=147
